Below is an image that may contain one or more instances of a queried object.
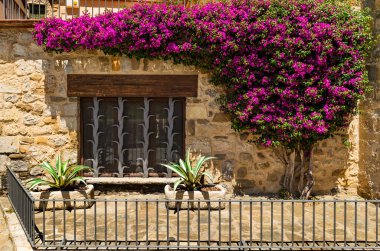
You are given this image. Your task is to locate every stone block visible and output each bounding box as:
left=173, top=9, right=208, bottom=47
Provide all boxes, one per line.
left=0, top=136, right=19, bottom=153
left=0, top=155, right=10, bottom=173
left=0, top=110, right=17, bottom=122
left=0, top=83, right=21, bottom=94
left=186, top=105, right=208, bottom=119
left=7, top=160, right=28, bottom=172
left=23, top=114, right=40, bottom=125
left=212, top=113, right=230, bottom=122
left=221, top=160, right=234, bottom=181
left=62, top=103, right=77, bottom=116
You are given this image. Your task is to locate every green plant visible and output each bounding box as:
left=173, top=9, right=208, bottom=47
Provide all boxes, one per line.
left=161, top=149, right=215, bottom=191
left=27, top=154, right=91, bottom=190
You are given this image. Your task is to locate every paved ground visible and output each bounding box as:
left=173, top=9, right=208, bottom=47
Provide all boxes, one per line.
left=0, top=201, right=14, bottom=251
left=33, top=194, right=380, bottom=249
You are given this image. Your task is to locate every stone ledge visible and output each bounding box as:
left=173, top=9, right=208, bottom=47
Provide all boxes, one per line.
left=0, top=197, right=33, bottom=251
left=85, top=177, right=178, bottom=185
left=0, top=20, right=38, bottom=29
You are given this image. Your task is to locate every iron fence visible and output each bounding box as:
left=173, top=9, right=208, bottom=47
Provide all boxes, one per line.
left=6, top=167, right=35, bottom=244
left=6, top=168, right=380, bottom=250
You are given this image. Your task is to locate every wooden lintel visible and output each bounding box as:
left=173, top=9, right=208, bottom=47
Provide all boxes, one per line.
left=67, top=74, right=198, bottom=97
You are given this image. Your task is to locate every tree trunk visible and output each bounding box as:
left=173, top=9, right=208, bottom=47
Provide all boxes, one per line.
left=279, top=143, right=315, bottom=199
left=300, top=144, right=314, bottom=199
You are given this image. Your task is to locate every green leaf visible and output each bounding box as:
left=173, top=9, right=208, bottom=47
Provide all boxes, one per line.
left=160, top=163, right=186, bottom=179
left=173, top=179, right=183, bottom=192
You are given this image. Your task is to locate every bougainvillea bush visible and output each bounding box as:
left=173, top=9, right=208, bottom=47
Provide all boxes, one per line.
left=33, top=0, right=372, bottom=198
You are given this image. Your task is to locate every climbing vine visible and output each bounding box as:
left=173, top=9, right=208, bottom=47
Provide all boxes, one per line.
left=33, top=0, right=373, bottom=198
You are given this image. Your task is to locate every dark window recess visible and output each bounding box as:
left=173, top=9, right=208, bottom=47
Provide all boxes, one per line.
left=81, top=97, right=184, bottom=178
left=28, top=3, right=46, bottom=18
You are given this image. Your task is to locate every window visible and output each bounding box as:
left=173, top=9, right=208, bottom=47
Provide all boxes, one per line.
left=80, top=97, right=185, bottom=178
left=28, top=3, right=46, bottom=18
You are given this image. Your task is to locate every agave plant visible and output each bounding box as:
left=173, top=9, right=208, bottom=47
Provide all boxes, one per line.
left=161, top=149, right=215, bottom=191
left=27, top=154, right=91, bottom=190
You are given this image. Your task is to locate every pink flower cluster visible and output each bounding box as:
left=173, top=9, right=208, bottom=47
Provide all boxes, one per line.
left=33, top=0, right=372, bottom=148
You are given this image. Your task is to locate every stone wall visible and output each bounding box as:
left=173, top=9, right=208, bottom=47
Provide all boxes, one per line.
left=357, top=0, right=380, bottom=199
left=0, top=27, right=362, bottom=196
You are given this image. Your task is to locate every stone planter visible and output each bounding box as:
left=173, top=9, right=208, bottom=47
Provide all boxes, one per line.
left=31, top=185, right=95, bottom=211
left=164, top=184, right=226, bottom=210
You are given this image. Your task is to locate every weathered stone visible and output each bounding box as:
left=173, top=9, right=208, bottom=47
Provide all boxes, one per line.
left=0, top=83, right=21, bottom=94
left=0, top=136, right=19, bottom=153
left=221, top=160, right=234, bottom=181
left=19, top=137, right=34, bottom=144
left=62, top=103, right=77, bottom=116
left=22, top=94, right=38, bottom=103
left=239, top=152, right=253, bottom=162
left=48, top=136, right=68, bottom=147
left=7, top=160, right=28, bottom=172
left=29, top=125, right=53, bottom=135
left=8, top=154, right=25, bottom=159
left=23, top=114, right=40, bottom=125
left=30, top=166, right=43, bottom=176
left=12, top=44, right=27, bottom=57
left=237, top=166, right=247, bottom=178
left=15, top=59, right=43, bottom=76
left=255, top=162, right=270, bottom=170
left=187, top=105, right=208, bottom=119
left=212, top=113, right=229, bottom=122
left=0, top=155, right=10, bottom=173
left=235, top=179, right=255, bottom=188
left=0, top=110, right=17, bottom=122
left=186, top=120, right=195, bottom=136
left=3, top=94, right=19, bottom=103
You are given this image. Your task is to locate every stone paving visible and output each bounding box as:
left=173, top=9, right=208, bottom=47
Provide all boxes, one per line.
left=33, top=194, right=380, bottom=248
left=0, top=201, right=14, bottom=251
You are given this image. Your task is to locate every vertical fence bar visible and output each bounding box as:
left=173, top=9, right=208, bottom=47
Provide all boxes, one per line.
left=291, top=201, right=294, bottom=246
left=42, top=201, right=46, bottom=245
left=156, top=200, right=159, bottom=247
left=135, top=201, right=138, bottom=247
left=250, top=201, right=253, bottom=247
left=333, top=200, right=336, bottom=246
left=355, top=201, right=357, bottom=246
left=115, top=200, right=118, bottom=245
left=365, top=201, right=368, bottom=247
left=260, top=201, right=263, bottom=246
left=187, top=201, right=190, bottom=247
left=53, top=200, right=56, bottom=245
left=84, top=200, right=87, bottom=246
left=208, top=201, right=211, bottom=246
left=344, top=200, right=346, bottom=246
left=105, top=199, right=108, bottom=245
left=74, top=199, right=77, bottom=245
left=312, top=201, right=315, bottom=246
left=167, top=200, right=170, bottom=247
left=177, top=202, right=180, bottom=247
left=219, top=200, right=221, bottom=247
left=125, top=201, right=128, bottom=246
left=228, top=200, right=231, bottom=246
left=270, top=201, right=273, bottom=246
left=198, top=200, right=201, bottom=247
left=302, top=201, right=305, bottom=246
left=146, top=200, right=148, bottom=246
left=94, top=201, right=97, bottom=245
left=323, top=201, right=326, bottom=247
left=376, top=202, right=379, bottom=246
left=281, top=201, right=284, bottom=246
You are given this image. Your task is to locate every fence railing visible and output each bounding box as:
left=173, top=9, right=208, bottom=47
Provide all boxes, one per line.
left=1, top=0, right=206, bottom=20
left=6, top=168, right=380, bottom=250
left=6, top=168, right=35, bottom=245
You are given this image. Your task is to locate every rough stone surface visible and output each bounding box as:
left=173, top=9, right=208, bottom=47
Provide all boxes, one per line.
left=0, top=27, right=375, bottom=197
left=0, top=136, right=19, bottom=153
left=0, top=197, right=32, bottom=251
left=6, top=160, right=28, bottom=172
